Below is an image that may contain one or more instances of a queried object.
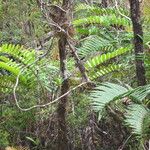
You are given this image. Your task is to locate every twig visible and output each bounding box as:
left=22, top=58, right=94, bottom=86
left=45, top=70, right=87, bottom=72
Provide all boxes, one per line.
left=118, top=134, right=133, bottom=150
left=114, top=0, right=131, bottom=21
left=13, top=45, right=90, bottom=111
left=13, top=76, right=89, bottom=111
left=48, top=4, right=67, bottom=13
left=67, top=39, right=90, bottom=82
left=37, top=0, right=66, bottom=34
left=13, top=43, right=53, bottom=111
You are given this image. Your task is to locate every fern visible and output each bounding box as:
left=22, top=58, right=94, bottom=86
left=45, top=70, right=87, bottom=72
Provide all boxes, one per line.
left=77, top=35, right=115, bottom=57
left=0, top=44, right=36, bottom=85
left=0, top=44, right=36, bottom=93
left=79, top=40, right=132, bottom=80
left=74, top=3, right=132, bottom=81
left=73, top=15, right=130, bottom=28
left=90, top=82, right=150, bottom=113
left=85, top=46, right=131, bottom=70
left=130, top=84, right=150, bottom=101
left=74, top=4, right=131, bottom=38
left=90, top=82, right=129, bottom=112
left=75, top=4, right=129, bottom=17
left=90, top=82, right=150, bottom=137
left=0, top=76, right=16, bottom=94
left=125, top=104, right=150, bottom=135
left=0, top=44, right=60, bottom=99
left=89, top=64, right=123, bottom=80
left=0, top=44, right=35, bottom=65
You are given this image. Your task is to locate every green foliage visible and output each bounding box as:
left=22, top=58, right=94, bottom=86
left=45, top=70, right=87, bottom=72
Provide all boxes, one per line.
left=84, top=46, right=131, bottom=80
left=125, top=104, right=150, bottom=136
left=75, top=3, right=128, bottom=16
left=77, top=35, right=115, bottom=57
left=89, top=64, right=123, bottom=80
left=90, top=82, right=150, bottom=138
left=67, top=92, right=90, bottom=128
left=0, top=44, right=60, bottom=92
left=0, top=44, right=36, bottom=95
left=74, top=3, right=132, bottom=81
left=74, top=4, right=130, bottom=31
left=2, top=106, right=35, bottom=130
left=0, top=0, right=149, bottom=149
left=0, top=0, right=44, bottom=45
left=0, top=130, right=10, bottom=148
left=73, top=15, right=130, bottom=27
left=0, top=105, right=36, bottom=147
left=85, top=47, right=131, bottom=70
left=90, top=82, right=129, bottom=112
left=0, top=43, right=61, bottom=117
left=130, top=84, right=150, bottom=101
left=144, top=53, right=150, bottom=81
left=0, top=43, right=61, bottom=147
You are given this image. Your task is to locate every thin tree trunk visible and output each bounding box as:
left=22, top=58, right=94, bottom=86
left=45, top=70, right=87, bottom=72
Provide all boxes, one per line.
left=36, top=0, right=71, bottom=149
left=57, top=36, right=69, bottom=150
left=129, top=0, right=146, bottom=86
left=101, top=0, right=108, bottom=7
left=82, top=113, right=96, bottom=150
left=67, top=41, right=89, bottom=82
left=57, top=1, right=71, bottom=150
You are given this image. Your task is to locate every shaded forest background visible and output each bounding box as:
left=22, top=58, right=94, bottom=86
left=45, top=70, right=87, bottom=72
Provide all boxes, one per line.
left=0, top=0, right=150, bottom=150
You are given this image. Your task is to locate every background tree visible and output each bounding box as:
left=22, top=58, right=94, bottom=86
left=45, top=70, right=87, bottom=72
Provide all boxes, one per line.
left=129, top=0, right=147, bottom=86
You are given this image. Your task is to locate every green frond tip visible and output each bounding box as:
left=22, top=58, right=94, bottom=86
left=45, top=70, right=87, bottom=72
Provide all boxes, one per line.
left=73, top=15, right=130, bottom=27
left=0, top=44, right=35, bottom=64
left=130, top=84, right=150, bottom=101
left=75, top=4, right=128, bottom=17
left=90, top=82, right=128, bottom=113
left=85, top=47, right=131, bottom=70
left=0, top=62, right=26, bottom=82
left=0, top=44, right=38, bottom=85
left=125, top=104, right=150, bottom=135
left=77, top=35, right=114, bottom=57
left=90, top=64, right=123, bottom=80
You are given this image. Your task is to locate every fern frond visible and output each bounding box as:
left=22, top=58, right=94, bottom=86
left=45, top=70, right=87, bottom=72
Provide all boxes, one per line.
left=0, top=76, right=16, bottom=93
left=0, top=44, right=37, bottom=92
left=85, top=47, right=131, bottom=70
left=125, top=104, right=150, bottom=135
left=0, top=61, right=26, bottom=82
left=0, top=44, right=35, bottom=65
left=90, top=82, right=129, bottom=112
left=89, top=64, right=123, bottom=80
left=75, top=4, right=128, bottom=17
left=77, top=35, right=114, bottom=57
left=129, top=84, right=150, bottom=101
left=73, top=15, right=130, bottom=27
left=90, top=82, right=150, bottom=137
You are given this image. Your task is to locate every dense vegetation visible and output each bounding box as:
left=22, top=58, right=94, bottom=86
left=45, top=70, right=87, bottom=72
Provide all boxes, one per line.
left=0, top=0, right=150, bottom=150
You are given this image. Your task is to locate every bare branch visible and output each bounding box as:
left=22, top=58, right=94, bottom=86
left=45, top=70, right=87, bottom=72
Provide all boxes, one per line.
left=13, top=73, right=90, bottom=111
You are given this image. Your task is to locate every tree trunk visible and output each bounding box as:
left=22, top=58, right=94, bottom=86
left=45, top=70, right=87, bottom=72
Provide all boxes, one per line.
left=101, top=0, right=108, bottom=7
left=57, top=35, right=69, bottom=150
left=57, top=1, right=71, bottom=150
left=129, top=0, right=146, bottom=86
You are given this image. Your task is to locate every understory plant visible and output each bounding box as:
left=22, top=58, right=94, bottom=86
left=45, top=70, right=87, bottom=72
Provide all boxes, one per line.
left=90, top=82, right=150, bottom=149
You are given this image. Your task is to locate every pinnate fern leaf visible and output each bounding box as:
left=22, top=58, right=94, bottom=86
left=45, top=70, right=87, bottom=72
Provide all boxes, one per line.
left=75, top=4, right=128, bottom=17
left=90, top=64, right=123, bottom=80
left=77, top=35, right=114, bottom=57
left=125, top=104, right=150, bottom=135
left=90, top=82, right=128, bottom=112
left=73, top=15, right=130, bottom=27
left=85, top=46, right=131, bottom=70
left=0, top=44, right=35, bottom=65
left=90, top=82, right=150, bottom=136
